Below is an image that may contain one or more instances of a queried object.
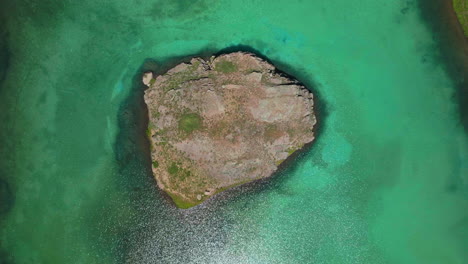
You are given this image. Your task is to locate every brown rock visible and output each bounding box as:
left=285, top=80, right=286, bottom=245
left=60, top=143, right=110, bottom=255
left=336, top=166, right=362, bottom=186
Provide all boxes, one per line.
left=144, top=52, right=316, bottom=208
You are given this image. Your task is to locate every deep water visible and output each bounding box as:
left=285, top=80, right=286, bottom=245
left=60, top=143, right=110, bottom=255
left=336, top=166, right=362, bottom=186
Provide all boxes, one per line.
left=0, top=0, right=467, bottom=263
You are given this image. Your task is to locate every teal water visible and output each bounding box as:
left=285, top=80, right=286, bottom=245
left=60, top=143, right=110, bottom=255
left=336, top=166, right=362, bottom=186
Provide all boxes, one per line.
left=1, top=0, right=467, bottom=263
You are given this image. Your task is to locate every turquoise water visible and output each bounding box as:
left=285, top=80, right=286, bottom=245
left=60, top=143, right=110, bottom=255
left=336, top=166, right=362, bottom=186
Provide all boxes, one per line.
left=1, top=0, right=467, bottom=263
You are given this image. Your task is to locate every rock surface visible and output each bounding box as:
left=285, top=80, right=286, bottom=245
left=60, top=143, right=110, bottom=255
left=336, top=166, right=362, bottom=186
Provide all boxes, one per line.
left=143, top=52, right=316, bottom=208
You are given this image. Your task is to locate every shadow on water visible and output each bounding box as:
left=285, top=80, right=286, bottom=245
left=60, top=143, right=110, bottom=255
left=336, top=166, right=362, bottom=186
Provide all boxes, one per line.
left=0, top=6, right=15, bottom=263
left=0, top=176, right=14, bottom=264
left=0, top=177, right=13, bottom=216
left=417, top=0, right=468, bottom=134
left=0, top=2, right=11, bottom=90
left=0, top=31, right=9, bottom=88
left=0, top=246, right=14, bottom=264
left=116, top=44, right=327, bottom=211
left=0, top=3, right=14, bottom=221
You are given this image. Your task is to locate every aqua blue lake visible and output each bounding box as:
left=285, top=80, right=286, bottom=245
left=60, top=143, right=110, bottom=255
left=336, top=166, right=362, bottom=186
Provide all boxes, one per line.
left=0, top=0, right=467, bottom=263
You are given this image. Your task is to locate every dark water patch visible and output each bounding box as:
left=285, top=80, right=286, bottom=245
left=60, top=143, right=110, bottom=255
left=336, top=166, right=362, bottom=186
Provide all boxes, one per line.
left=0, top=159, right=14, bottom=262
left=0, top=246, right=14, bottom=264
left=36, top=91, right=48, bottom=106
left=417, top=0, right=468, bottom=134
left=0, top=38, right=9, bottom=88
left=0, top=10, right=10, bottom=89
left=15, top=0, right=65, bottom=29
left=0, top=177, right=13, bottom=216
left=147, top=0, right=214, bottom=22
left=0, top=7, right=15, bottom=221
left=400, top=0, right=416, bottom=15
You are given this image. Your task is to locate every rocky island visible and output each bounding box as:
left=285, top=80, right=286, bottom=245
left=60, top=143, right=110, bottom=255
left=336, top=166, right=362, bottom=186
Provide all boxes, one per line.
left=143, top=52, right=316, bottom=208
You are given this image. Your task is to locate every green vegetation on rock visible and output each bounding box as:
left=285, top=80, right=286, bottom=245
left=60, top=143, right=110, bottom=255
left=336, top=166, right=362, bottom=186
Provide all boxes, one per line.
left=178, top=113, right=202, bottom=133
left=166, top=192, right=200, bottom=209
left=454, top=0, right=468, bottom=36
left=215, top=60, right=237, bottom=73
left=287, top=147, right=298, bottom=155
left=167, top=162, right=180, bottom=175
left=152, top=160, right=159, bottom=168
left=276, top=159, right=285, bottom=166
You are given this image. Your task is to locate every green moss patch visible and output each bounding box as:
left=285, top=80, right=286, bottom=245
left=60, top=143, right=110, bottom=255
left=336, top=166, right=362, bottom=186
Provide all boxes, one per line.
left=167, top=162, right=180, bottom=175
left=166, top=192, right=200, bottom=209
left=276, top=159, right=285, bottom=166
left=287, top=146, right=298, bottom=155
left=167, top=161, right=193, bottom=182
left=454, top=0, right=468, bottom=36
left=286, top=144, right=304, bottom=156
left=215, top=60, right=237, bottom=73
left=152, top=160, right=159, bottom=168
left=178, top=113, right=202, bottom=133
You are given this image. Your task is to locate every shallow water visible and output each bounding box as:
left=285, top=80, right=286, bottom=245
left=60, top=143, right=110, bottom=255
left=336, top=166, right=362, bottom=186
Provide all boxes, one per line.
left=0, top=0, right=467, bottom=263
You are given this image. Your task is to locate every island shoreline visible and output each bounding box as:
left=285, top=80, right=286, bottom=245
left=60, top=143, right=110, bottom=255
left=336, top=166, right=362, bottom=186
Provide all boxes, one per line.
left=136, top=52, right=322, bottom=209
left=140, top=51, right=323, bottom=208
left=417, top=0, right=468, bottom=132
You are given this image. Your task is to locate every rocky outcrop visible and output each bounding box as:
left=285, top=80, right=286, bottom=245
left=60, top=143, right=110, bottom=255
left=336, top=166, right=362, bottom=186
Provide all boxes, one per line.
left=143, top=52, right=316, bottom=208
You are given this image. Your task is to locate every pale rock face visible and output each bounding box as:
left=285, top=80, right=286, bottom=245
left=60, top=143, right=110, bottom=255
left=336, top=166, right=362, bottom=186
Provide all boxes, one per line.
left=143, top=52, right=317, bottom=208
left=201, top=91, right=225, bottom=117
left=142, top=72, right=153, bottom=87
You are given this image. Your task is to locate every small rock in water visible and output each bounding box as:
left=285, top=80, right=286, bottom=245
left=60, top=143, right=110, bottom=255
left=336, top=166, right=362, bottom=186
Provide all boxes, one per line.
left=142, top=71, right=153, bottom=87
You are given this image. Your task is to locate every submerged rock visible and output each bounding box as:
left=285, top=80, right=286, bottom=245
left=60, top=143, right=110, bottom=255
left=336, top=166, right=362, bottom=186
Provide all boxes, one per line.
left=143, top=52, right=316, bottom=208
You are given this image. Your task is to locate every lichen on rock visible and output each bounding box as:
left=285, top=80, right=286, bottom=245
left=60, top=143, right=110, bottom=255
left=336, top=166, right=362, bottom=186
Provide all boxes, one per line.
left=143, top=52, right=316, bottom=209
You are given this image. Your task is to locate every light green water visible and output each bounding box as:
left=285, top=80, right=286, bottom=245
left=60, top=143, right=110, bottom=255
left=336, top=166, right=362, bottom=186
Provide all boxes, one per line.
left=0, top=0, right=467, bottom=263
